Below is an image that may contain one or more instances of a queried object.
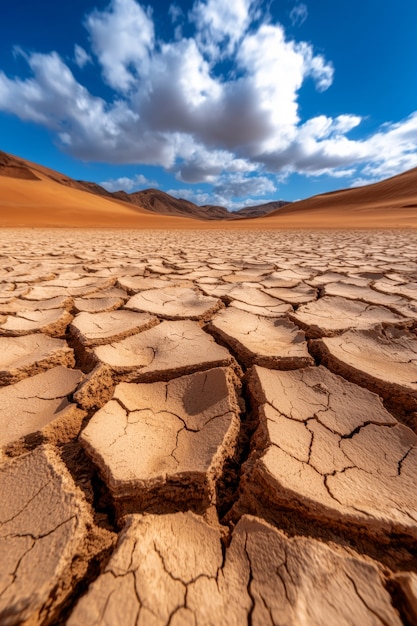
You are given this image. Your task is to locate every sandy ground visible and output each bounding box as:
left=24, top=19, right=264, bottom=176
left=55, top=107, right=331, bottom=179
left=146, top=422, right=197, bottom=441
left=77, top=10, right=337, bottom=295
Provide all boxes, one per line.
left=1, top=228, right=417, bottom=625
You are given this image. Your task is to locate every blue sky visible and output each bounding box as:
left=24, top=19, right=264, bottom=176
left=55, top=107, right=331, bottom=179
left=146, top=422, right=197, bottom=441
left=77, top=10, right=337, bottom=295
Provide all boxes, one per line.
left=1, top=0, right=417, bottom=208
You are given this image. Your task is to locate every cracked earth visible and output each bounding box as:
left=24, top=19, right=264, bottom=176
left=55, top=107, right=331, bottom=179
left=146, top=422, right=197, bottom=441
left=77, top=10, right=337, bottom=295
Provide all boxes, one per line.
left=1, top=228, right=417, bottom=625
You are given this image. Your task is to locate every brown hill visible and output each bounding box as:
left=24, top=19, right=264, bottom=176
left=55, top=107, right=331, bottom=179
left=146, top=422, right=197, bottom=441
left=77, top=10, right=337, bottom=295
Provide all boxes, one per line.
left=1, top=149, right=417, bottom=228
left=0, top=151, right=41, bottom=181
left=258, top=167, right=417, bottom=228
left=122, top=188, right=230, bottom=220
left=116, top=191, right=288, bottom=220
left=233, top=200, right=289, bottom=218
left=0, top=150, right=291, bottom=222
left=0, top=151, right=199, bottom=228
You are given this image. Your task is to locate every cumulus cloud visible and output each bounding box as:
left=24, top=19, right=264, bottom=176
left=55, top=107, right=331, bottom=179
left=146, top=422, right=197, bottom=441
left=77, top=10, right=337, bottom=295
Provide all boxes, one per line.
left=100, top=173, right=157, bottom=192
left=167, top=179, right=276, bottom=210
left=213, top=173, right=276, bottom=198
left=349, top=177, right=381, bottom=188
left=169, top=171, right=276, bottom=210
left=359, top=112, right=417, bottom=180
left=168, top=3, right=183, bottom=22
left=74, top=44, right=92, bottom=68
left=0, top=0, right=335, bottom=177
left=172, top=140, right=257, bottom=183
left=0, top=51, right=154, bottom=163
left=168, top=188, right=212, bottom=205
left=290, top=3, right=308, bottom=26
left=190, top=0, right=257, bottom=58
left=0, top=0, right=416, bottom=197
left=85, top=0, right=154, bottom=92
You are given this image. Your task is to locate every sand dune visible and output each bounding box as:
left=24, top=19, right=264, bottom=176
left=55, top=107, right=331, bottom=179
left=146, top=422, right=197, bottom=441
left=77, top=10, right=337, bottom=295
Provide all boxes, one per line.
left=0, top=167, right=198, bottom=228
left=259, top=167, right=417, bottom=228
left=1, top=149, right=417, bottom=228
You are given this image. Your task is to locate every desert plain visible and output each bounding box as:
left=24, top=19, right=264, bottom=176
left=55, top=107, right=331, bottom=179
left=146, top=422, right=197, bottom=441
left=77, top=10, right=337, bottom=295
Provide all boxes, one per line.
left=0, top=224, right=416, bottom=626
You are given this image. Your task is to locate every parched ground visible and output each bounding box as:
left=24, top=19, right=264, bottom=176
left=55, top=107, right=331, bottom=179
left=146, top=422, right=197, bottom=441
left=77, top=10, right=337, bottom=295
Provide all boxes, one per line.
left=1, top=228, right=417, bottom=626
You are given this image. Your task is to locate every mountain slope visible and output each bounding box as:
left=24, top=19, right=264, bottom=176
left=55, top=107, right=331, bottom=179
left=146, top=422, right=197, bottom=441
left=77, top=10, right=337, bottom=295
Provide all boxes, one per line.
left=0, top=151, right=289, bottom=221
left=258, top=168, right=417, bottom=227
left=233, top=200, right=289, bottom=218
left=0, top=151, right=199, bottom=228
left=119, top=188, right=231, bottom=220
left=1, top=149, right=417, bottom=228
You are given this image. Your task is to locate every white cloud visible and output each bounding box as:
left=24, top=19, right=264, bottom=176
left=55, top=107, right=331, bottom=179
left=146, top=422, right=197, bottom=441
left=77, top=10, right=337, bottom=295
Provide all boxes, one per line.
left=0, top=0, right=416, bottom=196
left=167, top=188, right=211, bottom=205
left=258, top=114, right=369, bottom=175
left=359, top=112, right=417, bottom=180
left=170, top=171, right=276, bottom=207
left=325, top=168, right=356, bottom=178
left=0, top=52, right=106, bottom=129
left=350, top=177, right=381, bottom=188
left=290, top=3, right=308, bottom=26
left=235, top=24, right=334, bottom=154
left=295, top=42, right=334, bottom=92
left=100, top=173, right=157, bottom=192
left=168, top=3, right=183, bottom=22
left=190, top=0, right=256, bottom=58
left=74, top=44, right=92, bottom=69
left=213, top=173, right=276, bottom=198
left=0, top=2, right=335, bottom=174
left=85, top=0, right=154, bottom=92
left=0, top=51, right=162, bottom=164
left=167, top=184, right=276, bottom=211
left=171, top=139, right=257, bottom=183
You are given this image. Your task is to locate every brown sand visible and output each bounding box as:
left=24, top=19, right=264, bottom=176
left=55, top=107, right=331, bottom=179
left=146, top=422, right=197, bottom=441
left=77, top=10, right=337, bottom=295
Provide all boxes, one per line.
left=1, top=228, right=417, bottom=624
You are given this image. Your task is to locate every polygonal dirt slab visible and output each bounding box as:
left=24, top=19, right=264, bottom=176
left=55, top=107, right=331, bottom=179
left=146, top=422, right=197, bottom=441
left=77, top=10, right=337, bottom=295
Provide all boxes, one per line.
left=81, top=368, right=240, bottom=513
left=0, top=366, right=85, bottom=451
left=260, top=275, right=301, bottom=288
left=222, top=270, right=269, bottom=283
left=0, top=295, right=73, bottom=314
left=34, top=276, right=115, bottom=294
left=77, top=286, right=128, bottom=300
left=24, top=280, right=113, bottom=300
left=224, top=516, right=401, bottom=626
left=117, top=276, right=169, bottom=293
left=263, top=282, right=317, bottom=304
left=125, top=287, right=221, bottom=320
left=238, top=365, right=417, bottom=541
left=204, top=284, right=293, bottom=318
left=291, top=296, right=406, bottom=337
left=269, top=268, right=315, bottom=281
left=0, top=308, right=73, bottom=337
left=307, top=271, right=348, bottom=286
left=391, top=572, right=417, bottom=625
left=373, top=279, right=417, bottom=300
left=68, top=512, right=401, bottom=626
left=312, top=326, right=417, bottom=415
left=224, top=285, right=291, bottom=310
left=0, top=334, right=75, bottom=385
left=208, top=308, right=313, bottom=369
left=70, top=310, right=158, bottom=347
left=201, top=283, right=293, bottom=317
left=0, top=286, right=29, bottom=302
left=20, top=286, right=68, bottom=301
left=0, top=446, right=92, bottom=626
left=73, top=296, right=125, bottom=313
left=92, top=320, right=234, bottom=381
left=323, top=282, right=417, bottom=318
left=198, top=283, right=236, bottom=298
left=74, top=287, right=128, bottom=313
